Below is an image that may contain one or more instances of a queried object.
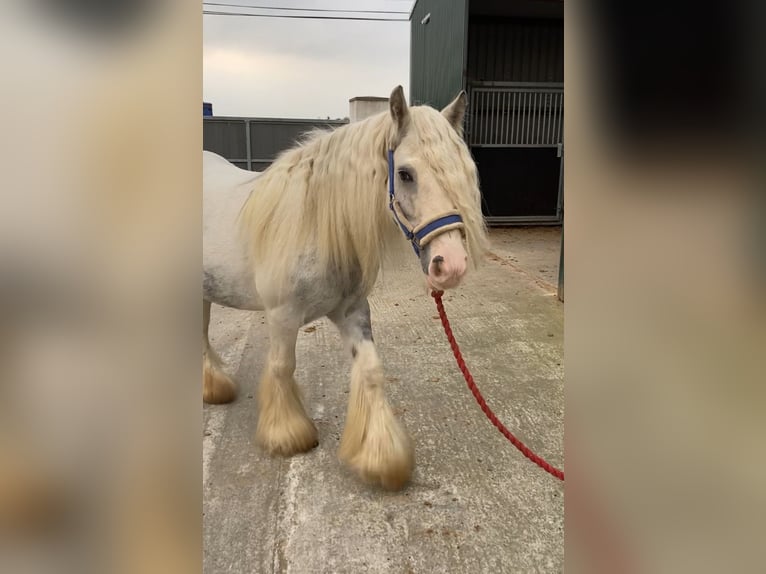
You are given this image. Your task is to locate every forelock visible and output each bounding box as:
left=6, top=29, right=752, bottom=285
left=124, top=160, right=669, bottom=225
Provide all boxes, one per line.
left=408, top=106, right=456, bottom=149
left=406, top=106, right=475, bottom=184
left=404, top=105, right=488, bottom=267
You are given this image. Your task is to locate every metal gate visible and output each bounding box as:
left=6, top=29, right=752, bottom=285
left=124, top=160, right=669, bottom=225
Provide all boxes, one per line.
left=467, top=82, right=564, bottom=223
left=203, top=117, right=348, bottom=172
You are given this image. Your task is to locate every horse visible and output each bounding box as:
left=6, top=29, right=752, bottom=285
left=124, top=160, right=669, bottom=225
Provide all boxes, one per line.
left=203, top=86, right=488, bottom=490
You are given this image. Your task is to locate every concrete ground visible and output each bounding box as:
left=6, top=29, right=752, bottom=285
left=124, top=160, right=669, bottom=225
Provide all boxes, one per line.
left=203, top=226, right=564, bottom=574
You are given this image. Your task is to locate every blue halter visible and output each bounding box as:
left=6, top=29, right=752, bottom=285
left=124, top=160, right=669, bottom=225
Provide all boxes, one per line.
left=387, top=149, right=464, bottom=257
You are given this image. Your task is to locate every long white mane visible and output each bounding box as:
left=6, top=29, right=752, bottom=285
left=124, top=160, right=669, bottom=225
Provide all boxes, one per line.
left=239, top=105, right=487, bottom=295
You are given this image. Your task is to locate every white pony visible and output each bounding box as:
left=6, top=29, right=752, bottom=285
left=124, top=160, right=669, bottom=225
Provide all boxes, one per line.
left=203, top=86, right=488, bottom=489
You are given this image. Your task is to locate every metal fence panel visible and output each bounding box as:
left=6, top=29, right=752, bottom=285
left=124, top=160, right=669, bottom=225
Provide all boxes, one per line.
left=467, top=84, right=563, bottom=148
left=203, top=117, right=347, bottom=171
left=203, top=120, right=247, bottom=159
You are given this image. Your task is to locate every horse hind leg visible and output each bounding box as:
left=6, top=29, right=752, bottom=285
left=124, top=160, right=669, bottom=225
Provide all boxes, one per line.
left=203, top=299, right=237, bottom=404
left=254, top=307, right=318, bottom=456
left=332, top=299, right=414, bottom=490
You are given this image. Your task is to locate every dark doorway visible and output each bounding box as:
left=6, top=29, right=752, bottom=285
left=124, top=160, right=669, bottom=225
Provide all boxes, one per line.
left=472, top=147, right=561, bottom=220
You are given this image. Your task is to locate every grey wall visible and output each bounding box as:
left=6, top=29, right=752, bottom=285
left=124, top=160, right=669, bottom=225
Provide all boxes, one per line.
left=203, top=117, right=348, bottom=171
left=409, top=0, right=469, bottom=110
left=349, top=97, right=389, bottom=123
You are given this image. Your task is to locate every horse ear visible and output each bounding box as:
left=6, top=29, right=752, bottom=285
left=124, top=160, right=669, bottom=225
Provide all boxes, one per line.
left=389, top=85, right=410, bottom=133
left=442, top=91, right=468, bottom=136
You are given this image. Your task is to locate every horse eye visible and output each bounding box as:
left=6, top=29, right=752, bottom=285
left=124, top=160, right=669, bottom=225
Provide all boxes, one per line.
left=398, top=169, right=413, bottom=183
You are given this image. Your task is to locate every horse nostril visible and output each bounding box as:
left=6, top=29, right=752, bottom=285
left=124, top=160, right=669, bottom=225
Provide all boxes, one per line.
left=432, top=255, right=444, bottom=274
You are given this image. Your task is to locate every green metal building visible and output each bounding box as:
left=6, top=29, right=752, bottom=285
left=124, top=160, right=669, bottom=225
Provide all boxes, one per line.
left=410, top=0, right=564, bottom=224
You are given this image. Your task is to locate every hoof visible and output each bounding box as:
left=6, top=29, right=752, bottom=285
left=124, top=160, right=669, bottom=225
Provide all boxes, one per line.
left=339, top=420, right=414, bottom=491
left=203, top=361, right=237, bottom=404
left=255, top=413, right=318, bottom=456
left=343, top=451, right=414, bottom=491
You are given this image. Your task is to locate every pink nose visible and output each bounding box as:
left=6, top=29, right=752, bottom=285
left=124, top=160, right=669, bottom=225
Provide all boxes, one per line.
left=428, top=254, right=467, bottom=290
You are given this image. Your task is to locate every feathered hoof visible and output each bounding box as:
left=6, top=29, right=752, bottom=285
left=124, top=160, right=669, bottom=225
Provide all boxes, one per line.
left=203, top=361, right=237, bottom=404
left=255, top=413, right=319, bottom=456
left=339, top=429, right=414, bottom=491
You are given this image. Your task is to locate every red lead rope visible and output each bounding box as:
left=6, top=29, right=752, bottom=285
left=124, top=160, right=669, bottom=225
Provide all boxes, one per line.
left=431, top=290, right=564, bottom=481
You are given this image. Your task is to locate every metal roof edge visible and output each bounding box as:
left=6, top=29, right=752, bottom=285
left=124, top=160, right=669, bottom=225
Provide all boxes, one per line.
left=409, top=0, right=419, bottom=20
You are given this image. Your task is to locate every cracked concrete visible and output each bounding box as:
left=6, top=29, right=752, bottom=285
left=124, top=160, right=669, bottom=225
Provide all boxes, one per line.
left=203, top=226, right=564, bottom=573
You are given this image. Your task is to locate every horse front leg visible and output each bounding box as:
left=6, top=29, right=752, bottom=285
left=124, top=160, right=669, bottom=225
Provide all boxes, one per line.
left=331, top=299, right=414, bottom=490
left=255, top=306, right=318, bottom=455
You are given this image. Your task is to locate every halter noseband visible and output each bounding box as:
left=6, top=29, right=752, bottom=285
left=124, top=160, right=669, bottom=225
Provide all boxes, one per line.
left=387, top=149, right=464, bottom=257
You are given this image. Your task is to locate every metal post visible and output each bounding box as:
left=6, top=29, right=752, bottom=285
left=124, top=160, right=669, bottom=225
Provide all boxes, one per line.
left=556, top=139, right=564, bottom=301
left=557, top=224, right=564, bottom=302
left=508, top=91, right=517, bottom=145
left=245, top=120, right=252, bottom=171
left=556, top=142, right=564, bottom=221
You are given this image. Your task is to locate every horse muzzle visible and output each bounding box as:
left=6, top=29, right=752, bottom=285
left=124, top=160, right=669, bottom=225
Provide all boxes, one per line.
left=421, top=230, right=468, bottom=291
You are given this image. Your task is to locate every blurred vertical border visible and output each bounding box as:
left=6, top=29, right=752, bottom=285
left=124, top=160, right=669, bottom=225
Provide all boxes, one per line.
left=0, top=1, right=201, bottom=573
left=565, top=1, right=765, bottom=573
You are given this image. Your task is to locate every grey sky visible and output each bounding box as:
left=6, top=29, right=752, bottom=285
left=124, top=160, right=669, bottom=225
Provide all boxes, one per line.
left=203, top=2, right=414, bottom=118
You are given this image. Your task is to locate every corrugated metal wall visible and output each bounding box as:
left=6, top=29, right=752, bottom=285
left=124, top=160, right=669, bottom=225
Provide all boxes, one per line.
left=467, top=17, right=563, bottom=83
left=203, top=119, right=248, bottom=165
left=203, top=118, right=348, bottom=171
left=409, top=0, right=468, bottom=110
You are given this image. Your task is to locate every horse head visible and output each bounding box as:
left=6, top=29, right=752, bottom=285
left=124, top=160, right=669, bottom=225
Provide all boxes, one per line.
left=387, top=86, right=487, bottom=291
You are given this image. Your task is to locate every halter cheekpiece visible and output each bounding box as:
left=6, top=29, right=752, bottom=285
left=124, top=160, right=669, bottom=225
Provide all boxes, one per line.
left=387, top=149, right=465, bottom=257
